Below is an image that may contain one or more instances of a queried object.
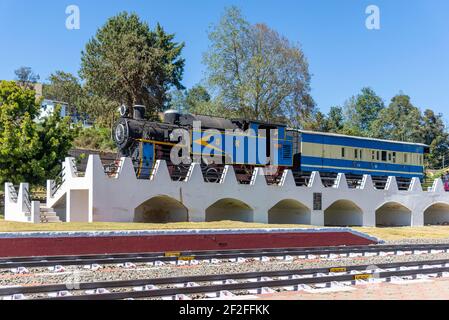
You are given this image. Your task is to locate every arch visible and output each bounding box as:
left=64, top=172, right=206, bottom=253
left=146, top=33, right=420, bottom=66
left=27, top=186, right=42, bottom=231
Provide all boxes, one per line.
left=424, top=202, right=449, bottom=225
left=268, top=199, right=311, bottom=225
left=376, top=202, right=411, bottom=227
left=324, top=200, right=363, bottom=227
left=206, top=198, right=253, bottom=222
left=134, top=196, right=188, bottom=223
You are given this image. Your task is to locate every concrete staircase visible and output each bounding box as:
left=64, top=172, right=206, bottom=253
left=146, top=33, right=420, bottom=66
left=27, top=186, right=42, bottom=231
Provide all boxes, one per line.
left=40, top=205, right=61, bottom=223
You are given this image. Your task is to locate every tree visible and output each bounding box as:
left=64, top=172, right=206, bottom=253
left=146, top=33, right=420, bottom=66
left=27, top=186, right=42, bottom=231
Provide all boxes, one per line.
left=185, top=85, right=211, bottom=112
left=326, top=106, right=344, bottom=133
left=303, top=111, right=328, bottom=132
left=14, top=67, right=40, bottom=89
left=43, top=71, right=83, bottom=110
left=420, top=109, right=449, bottom=168
left=203, top=7, right=315, bottom=126
left=0, top=81, right=76, bottom=185
left=343, top=87, right=384, bottom=136
left=371, top=94, right=422, bottom=142
left=80, top=12, right=185, bottom=118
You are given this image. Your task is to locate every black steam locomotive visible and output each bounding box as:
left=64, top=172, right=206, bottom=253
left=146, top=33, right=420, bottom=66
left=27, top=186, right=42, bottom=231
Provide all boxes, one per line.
left=113, top=105, right=295, bottom=183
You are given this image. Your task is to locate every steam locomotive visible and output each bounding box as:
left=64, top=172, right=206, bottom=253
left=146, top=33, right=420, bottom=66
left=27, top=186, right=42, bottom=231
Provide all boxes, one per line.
left=113, top=105, right=428, bottom=187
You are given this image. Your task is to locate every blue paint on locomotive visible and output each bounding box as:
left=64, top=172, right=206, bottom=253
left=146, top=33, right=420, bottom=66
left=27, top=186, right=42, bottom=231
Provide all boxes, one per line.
left=191, top=122, right=293, bottom=167
left=138, top=142, right=154, bottom=179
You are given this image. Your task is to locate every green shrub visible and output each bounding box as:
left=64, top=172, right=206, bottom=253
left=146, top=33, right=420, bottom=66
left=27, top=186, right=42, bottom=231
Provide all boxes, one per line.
left=74, top=127, right=116, bottom=152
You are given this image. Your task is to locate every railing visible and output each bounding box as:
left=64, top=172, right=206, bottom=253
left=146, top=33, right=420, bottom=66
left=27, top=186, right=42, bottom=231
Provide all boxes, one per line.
left=104, top=160, right=121, bottom=177
left=51, top=169, right=66, bottom=197
left=8, top=184, right=18, bottom=202
left=23, top=187, right=32, bottom=214
left=71, top=159, right=85, bottom=177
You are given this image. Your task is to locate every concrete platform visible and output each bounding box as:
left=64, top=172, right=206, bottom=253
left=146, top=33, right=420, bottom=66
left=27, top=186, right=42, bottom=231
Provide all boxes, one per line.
left=0, top=228, right=379, bottom=257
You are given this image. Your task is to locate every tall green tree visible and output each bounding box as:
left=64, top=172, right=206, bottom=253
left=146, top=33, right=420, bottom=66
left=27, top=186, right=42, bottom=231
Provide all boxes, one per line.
left=371, top=94, right=422, bottom=142
left=419, top=109, right=449, bottom=168
left=0, top=81, right=76, bottom=185
left=203, top=6, right=315, bottom=126
left=185, top=85, right=211, bottom=112
left=343, top=87, right=384, bottom=136
left=326, top=106, right=345, bottom=133
left=303, top=110, right=328, bottom=132
left=43, top=71, right=83, bottom=110
left=80, top=12, right=185, bottom=118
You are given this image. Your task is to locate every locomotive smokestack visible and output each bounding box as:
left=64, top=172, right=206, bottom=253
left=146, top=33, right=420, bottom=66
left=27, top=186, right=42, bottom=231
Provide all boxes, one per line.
left=164, top=109, right=181, bottom=125
left=133, top=105, right=146, bottom=120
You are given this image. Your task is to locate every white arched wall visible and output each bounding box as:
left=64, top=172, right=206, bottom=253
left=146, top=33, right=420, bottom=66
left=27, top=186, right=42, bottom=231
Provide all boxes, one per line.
left=134, top=196, right=188, bottom=223
left=268, top=199, right=311, bottom=225
left=376, top=202, right=411, bottom=227
left=324, top=200, right=363, bottom=227
left=424, top=202, right=449, bottom=225
left=206, top=198, right=254, bottom=222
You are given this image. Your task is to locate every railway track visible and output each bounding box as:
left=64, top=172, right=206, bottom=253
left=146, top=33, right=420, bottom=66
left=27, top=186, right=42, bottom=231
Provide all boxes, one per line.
left=3, top=258, right=449, bottom=300
left=2, top=243, right=449, bottom=269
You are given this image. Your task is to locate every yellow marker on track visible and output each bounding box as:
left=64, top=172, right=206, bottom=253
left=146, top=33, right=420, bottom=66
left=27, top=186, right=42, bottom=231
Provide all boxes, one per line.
left=330, top=267, right=347, bottom=273
left=354, top=274, right=373, bottom=280
left=164, top=252, right=181, bottom=257
left=178, top=256, right=196, bottom=261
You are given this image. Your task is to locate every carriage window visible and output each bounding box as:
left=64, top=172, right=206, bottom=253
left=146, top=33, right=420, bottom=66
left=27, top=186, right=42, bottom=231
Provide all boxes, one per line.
left=372, top=151, right=375, bottom=160
left=392, top=152, right=396, bottom=163
left=381, top=151, right=387, bottom=162
left=404, top=154, right=408, bottom=163
left=388, top=153, right=392, bottom=162
left=341, top=148, right=345, bottom=158
left=360, top=150, right=363, bottom=159
left=354, top=149, right=358, bottom=159
left=377, top=151, right=380, bottom=161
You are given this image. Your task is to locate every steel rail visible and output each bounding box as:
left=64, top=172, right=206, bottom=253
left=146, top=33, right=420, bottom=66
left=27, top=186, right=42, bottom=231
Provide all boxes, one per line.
left=49, top=260, right=449, bottom=300
left=3, top=258, right=449, bottom=299
left=1, top=243, right=449, bottom=269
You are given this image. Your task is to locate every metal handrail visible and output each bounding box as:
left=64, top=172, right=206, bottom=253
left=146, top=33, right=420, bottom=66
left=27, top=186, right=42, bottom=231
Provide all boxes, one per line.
left=51, top=169, right=66, bottom=197
left=8, top=185, right=18, bottom=202
left=23, top=187, right=32, bottom=214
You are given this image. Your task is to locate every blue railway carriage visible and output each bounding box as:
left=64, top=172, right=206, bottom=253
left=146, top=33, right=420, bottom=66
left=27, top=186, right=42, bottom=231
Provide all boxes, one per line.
left=291, top=130, right=429, bottom=183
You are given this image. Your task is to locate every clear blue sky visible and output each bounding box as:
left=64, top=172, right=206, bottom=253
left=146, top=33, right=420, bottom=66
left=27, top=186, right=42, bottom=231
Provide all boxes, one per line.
left=1, top=0, right=448, bottom=120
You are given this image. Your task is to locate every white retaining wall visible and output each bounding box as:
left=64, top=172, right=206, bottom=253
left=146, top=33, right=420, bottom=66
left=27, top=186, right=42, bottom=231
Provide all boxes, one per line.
left=5, top=155, right=449, bottom=226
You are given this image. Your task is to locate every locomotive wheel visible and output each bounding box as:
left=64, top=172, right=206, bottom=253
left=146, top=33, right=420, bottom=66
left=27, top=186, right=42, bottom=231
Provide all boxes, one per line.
left=172, top=165, right=186, bottom=181
left=205, top=167, right=220, bottom=183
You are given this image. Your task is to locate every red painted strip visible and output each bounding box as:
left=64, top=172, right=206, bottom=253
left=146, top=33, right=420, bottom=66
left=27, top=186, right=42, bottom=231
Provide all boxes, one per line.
left=0, top=232, right=377, bottom=258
